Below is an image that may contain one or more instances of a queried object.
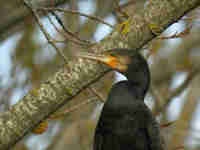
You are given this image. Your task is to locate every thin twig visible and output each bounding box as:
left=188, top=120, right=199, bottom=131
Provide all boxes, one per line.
left=50, top=11, right=91, bottom=45
left=153, top=69, right=200, bottom=116
left=46, top=13, right=89, bottom=46
left=116, top=0, right=138, bottom=10
left=113, top=0, right=129, bottom=19
left=160, top=120, right=176, bottom=128
left=24, top=0, right=68, bottom=63
left=46, top=13, right=66, bottom=36
left=51, top=39, right=92, bottom=47
left=150, top=85, right=163, bottom=115
left=49, top=97, right=97, bottom=120
left=38, top=7, right=114, bottom=28
left=88, top=87, right=106, bottom=103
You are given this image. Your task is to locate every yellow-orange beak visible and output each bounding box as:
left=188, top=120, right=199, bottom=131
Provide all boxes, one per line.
left=76, top=52, right=126, bottom=72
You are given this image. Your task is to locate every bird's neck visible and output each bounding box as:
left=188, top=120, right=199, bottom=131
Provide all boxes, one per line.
left=127, top=80, right=148, bottom=99
left=125, top=70, right=150, bottom=99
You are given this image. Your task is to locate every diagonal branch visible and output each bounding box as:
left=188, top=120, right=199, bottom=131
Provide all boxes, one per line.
left=0, top=0, right=200, bottom=149
left=152, top=69, right=200, bottom=116
left=39, top=7, right=114, bottom=28
left=0, top=0, right=69, bottom=40
left=24, top=1, right=68, bottom=63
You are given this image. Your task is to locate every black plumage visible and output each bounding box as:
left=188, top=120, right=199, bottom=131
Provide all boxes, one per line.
left=77, top=48, right=164, bottom=150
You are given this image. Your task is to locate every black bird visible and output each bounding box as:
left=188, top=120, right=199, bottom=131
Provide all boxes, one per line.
left=77, top=48, right=164, bottom=150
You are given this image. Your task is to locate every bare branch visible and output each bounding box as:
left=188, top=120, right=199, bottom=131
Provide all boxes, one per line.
left=49, top=97, right=97, bottom=120
left=24, top=1, right=68, bottom=63
left=50, top=11, right=92, bottom=45
left=153, top=69, right=200, bottom=116
left=46, top=13, right=90, bottom=46
left=88, top=87, right=106, bottom=103
left=38, top=7, right=114, bottom=28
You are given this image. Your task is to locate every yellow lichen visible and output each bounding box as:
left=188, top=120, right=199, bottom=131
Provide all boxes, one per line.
left=148, top=23, right=163, bottom=35
left=32, top=121, right=48, bottom=134
left=30, top=88, right=39, bottom=97
left=117, top=18, right=133, bottom=36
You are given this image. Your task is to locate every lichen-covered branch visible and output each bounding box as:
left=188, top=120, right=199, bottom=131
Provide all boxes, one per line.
left=0, top=0, right=200, bottom=149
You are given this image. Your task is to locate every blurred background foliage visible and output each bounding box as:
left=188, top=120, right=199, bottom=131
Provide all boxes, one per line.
left=0, top=0, right=200, bottom=150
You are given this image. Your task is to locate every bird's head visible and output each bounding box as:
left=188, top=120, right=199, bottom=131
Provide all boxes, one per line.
left=76, top=48, right=134, bottom=73
left=77, top=48, right=150, bottom=96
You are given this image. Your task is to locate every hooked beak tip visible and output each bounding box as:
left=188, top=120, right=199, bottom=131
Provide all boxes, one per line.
left=76, top=52, right=118, bottom=69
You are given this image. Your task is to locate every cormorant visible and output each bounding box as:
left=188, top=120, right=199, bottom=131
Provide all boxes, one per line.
left=77, top=48, right=164, bottom=150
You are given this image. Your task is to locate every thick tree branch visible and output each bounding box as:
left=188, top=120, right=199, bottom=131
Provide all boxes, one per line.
left=0, top=0, right=68, bottom=41
left=0, top=0, right=200, bottom=149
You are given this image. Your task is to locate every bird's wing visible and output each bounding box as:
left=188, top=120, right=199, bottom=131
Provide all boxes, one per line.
left=93, top=113, right=133, bottom=150
left=93, top=103, right=165, bottom=150
left=93, top=110, right=153, bottom=150
left=93, top=125, right=121, bottom=150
